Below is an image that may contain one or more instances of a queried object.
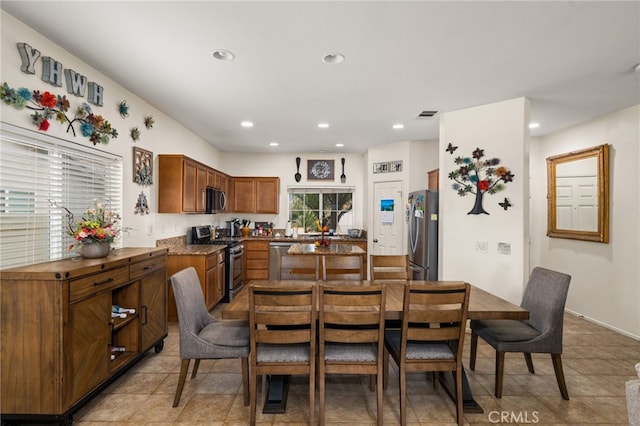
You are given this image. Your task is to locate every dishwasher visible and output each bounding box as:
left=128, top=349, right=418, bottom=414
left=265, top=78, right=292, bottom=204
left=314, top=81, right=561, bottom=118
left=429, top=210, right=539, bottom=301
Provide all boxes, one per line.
left=269, top=242, right=295, bottom=280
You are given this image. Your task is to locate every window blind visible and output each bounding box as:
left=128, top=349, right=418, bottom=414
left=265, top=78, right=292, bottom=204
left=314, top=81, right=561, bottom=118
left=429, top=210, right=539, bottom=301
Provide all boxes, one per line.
left=0, top=123, right=123, bottom=269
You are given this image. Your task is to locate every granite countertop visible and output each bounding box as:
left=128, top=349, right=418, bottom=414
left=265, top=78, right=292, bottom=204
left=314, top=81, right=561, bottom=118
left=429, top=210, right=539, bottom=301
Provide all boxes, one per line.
left=166, top=245, right=226, bottom=256
left=287, top=243, right=366, bottom=255
left=156, top=234, right=367, bottom=256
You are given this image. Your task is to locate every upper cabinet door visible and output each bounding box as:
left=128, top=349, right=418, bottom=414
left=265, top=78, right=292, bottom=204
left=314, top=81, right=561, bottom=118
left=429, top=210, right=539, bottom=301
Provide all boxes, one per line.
left=232, top=178, right=256, bottom=213
left=182, top=159, right=197, bottom=212
left=255, top=177, right=279, bottom=214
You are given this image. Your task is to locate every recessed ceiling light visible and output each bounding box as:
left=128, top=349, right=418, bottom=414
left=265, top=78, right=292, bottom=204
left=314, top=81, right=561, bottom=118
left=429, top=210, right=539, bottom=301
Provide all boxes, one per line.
left=529, top=122, right=540, bottom=129
left=335, top=143, right=344, bottom=147
left=393, top=124, right=404, bottom=129
left=212, top=49, right=235, bottom=61
left=322, top=53, right=345, bottom=64
left=318, top=123, right=330, bottom=129
left=241, top=121, right=254, bottom=128
left=269, top=142, right=279, bottom=147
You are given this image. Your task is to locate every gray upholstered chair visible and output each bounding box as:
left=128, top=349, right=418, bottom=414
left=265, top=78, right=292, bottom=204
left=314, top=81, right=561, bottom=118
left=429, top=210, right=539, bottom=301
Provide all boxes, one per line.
left=170, top=267, right=249, bottom=407
left=627, top=363, right=640, bottom=426
left=469, top=267, right=571, bottom=399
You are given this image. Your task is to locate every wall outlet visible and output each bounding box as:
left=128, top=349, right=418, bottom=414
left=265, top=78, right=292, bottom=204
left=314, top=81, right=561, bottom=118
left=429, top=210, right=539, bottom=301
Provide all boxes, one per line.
left=475, top=241, right=488, bottom=253
left=147, top=224, right=153, bottom=235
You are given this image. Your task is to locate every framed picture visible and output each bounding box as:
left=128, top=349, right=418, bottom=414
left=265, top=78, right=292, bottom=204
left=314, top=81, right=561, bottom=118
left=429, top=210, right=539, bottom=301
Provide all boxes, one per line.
left=133, top=147, right=153, bottom=186
left=307, top=159, right=335, bottom=180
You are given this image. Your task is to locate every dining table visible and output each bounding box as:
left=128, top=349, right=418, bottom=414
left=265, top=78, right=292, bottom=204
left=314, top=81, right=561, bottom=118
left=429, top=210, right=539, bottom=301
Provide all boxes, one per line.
left=223, top=279, right=529, bottom=414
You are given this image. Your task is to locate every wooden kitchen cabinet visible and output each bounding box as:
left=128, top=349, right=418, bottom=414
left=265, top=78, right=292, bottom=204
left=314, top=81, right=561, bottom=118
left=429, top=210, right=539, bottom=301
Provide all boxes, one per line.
left=0, top=248, right=168, bottom=423
left=167, top=248, right=226, bottom=322
left=158, top=155, right=215, bottom=213
left=244, top=240, right=270, bottom=280
left=231, top=176, right=279, bottom=213
left=428, top=168, right=439, bottom=190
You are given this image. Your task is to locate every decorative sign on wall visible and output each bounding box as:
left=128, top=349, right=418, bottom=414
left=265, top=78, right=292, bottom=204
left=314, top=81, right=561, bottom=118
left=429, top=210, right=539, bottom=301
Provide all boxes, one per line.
left=373, top=160, right=402, bottom=174
left=447, top=144, right=514, bottom=215
left=1, top=42, right=118, bottom=145
left=307, top=159, right=334, bottom=180
left=133, top=147, right=153, bottom=186
left=17, top=42, right=104, bottom=106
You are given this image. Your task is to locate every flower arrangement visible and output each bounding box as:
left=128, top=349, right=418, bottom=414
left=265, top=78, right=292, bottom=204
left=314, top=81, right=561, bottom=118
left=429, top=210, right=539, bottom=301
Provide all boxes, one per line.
left=447, top=144, right=514, bottom=215
left=65, top=202, right=121, bottom=251
left=1, top=82, right=118, bottom=145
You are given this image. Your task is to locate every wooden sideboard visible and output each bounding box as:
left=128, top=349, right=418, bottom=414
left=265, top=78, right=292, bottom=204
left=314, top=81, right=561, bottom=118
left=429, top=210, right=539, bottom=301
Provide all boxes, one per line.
left=0, top=247, right=168, bottom=423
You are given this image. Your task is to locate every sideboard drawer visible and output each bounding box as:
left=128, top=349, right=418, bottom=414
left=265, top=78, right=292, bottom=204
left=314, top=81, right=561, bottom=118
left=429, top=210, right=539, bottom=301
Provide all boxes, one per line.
left=70, top=266, right=129, bottom=302
left=130, top=257, right=165, bottom=281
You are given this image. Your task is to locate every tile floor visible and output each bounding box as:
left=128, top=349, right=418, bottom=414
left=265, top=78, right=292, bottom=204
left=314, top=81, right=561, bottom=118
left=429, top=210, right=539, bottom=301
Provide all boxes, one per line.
left=73, top=309, right=638, bottom=425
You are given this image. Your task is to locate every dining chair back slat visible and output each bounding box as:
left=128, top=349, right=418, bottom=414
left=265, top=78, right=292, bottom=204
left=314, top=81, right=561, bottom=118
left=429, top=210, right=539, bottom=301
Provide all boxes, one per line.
left=319, top=283, right=386, bottom=425
left=248, top=283, right=317, bottom=426
left=385, top=282, right=470, bottom=426
left=322, top=255, right=364, bottom=280
left=280, top=255, right=319, bottom=280
left=369, top=254, right=411, bottom=281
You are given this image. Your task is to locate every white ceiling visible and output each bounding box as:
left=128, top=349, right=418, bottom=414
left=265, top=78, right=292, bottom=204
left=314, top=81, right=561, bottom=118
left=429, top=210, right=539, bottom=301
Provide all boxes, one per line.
left=2, top=1, right=639, bottom=154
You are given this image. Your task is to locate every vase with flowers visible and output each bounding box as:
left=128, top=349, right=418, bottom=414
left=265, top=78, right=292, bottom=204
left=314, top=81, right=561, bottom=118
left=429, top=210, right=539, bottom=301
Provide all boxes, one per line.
left=66, top=201, right=121, bottom=258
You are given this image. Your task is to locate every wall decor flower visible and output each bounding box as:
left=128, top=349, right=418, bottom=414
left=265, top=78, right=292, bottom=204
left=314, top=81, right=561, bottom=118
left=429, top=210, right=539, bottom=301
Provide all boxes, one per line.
left=119, top=100, right=130, bottom=118
left=130, top=126, right=141, bottom=142
left=448, top=146, right=514, bottom=215
left=144, top=115, right=154, bottom=129
left=1, top=82, right=118, bottom=145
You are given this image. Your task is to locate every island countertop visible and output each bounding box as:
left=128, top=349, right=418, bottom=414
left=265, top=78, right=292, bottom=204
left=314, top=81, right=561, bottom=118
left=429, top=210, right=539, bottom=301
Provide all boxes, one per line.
left=287, top=243, right=366, bottom=255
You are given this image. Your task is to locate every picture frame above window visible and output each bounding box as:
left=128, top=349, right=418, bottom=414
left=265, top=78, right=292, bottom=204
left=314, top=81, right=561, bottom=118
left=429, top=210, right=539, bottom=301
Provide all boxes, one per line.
left=307, top=159, right=334, bottom=180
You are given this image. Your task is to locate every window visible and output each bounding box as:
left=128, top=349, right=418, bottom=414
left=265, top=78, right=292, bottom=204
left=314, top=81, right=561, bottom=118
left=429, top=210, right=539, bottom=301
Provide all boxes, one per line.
left=0, top=123, right=122, bottom=269
left=288, top=187, right=353, bottom=234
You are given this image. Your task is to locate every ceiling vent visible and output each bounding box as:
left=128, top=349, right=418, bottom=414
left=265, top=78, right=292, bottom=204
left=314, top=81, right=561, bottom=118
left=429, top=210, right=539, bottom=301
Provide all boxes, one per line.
left=417, top=110, right=438, bottom=118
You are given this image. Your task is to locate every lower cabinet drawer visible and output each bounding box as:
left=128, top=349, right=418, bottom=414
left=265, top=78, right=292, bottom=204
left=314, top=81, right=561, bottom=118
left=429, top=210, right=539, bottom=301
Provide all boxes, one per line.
left=70, top=266, right=129, bottom=302
left=131, top=257, right=164, bottom=281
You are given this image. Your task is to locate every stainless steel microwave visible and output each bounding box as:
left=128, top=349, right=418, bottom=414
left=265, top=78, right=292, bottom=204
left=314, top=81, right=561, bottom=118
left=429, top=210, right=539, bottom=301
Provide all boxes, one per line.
left=206, top=187, right=226, bottom=214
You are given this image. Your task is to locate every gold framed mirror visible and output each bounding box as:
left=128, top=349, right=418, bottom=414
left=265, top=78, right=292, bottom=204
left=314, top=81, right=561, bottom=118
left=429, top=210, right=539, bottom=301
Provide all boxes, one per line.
left=547, top=144, right=609, bottom=243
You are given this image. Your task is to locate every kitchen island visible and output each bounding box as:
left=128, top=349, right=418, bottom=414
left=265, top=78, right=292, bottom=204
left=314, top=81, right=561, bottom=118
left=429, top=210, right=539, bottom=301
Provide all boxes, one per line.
left=287, top=243, right=366, bottom=280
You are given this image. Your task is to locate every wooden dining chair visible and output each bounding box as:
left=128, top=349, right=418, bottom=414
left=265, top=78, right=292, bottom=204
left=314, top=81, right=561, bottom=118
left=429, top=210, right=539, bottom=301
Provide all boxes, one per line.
left=370, top=254, right=410, bottom=281
left=384, top=282, right=470, bottom=426
left=248, top=283, right=317, bottom=426
left=280, top=254, right=319, bottom=280
left=318, top=283, right=386, bottom=425
left=469, top=267, right=571, bottom=400
left=322, top=255, right=364, bottom=280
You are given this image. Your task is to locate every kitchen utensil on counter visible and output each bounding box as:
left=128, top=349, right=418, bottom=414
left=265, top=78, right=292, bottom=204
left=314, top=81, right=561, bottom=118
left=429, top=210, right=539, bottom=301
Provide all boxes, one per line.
left=295, top=157, right=302, bottom=182
left=340, top=158, right=346, bottom=183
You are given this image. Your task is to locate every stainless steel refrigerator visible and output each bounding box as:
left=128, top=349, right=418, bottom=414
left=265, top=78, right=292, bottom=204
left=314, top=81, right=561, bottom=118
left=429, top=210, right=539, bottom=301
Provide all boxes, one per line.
left=407, top=190, right=438, bottom=280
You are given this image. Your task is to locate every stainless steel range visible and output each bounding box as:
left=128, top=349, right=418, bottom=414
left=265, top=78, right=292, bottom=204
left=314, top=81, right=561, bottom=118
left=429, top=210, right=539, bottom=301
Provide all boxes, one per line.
left=191, top=226, right=244, bottom=302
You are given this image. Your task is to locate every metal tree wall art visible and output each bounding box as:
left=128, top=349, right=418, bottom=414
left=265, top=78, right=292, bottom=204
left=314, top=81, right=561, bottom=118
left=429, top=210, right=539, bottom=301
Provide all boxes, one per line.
left=447, top=145, right=514, bottom=215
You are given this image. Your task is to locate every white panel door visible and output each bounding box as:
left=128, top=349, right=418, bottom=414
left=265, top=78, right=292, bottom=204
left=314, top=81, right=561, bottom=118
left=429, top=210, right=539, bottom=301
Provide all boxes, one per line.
left=555, top=176, right=597, bottom=231
left=372, top=180, right=403, bottom=255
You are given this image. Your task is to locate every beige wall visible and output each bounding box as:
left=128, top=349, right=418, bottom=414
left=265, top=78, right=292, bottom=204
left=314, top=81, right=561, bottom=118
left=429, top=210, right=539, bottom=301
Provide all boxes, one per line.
left=530, top=105, right=640, bottom=339
left=439, top=98, right=530, bottom=305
